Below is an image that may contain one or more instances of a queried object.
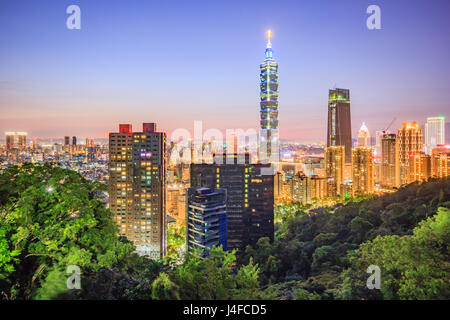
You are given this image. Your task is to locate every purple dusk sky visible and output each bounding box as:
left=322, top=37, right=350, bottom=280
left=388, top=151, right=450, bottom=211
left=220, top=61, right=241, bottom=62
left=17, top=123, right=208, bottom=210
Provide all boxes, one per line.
left=0, top=0, right=449, bottom=141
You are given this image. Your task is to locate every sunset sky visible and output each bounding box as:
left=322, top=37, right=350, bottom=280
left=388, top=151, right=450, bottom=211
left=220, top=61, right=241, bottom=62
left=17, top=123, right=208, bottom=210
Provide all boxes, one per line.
left=0, top=0, right=449, bottom=141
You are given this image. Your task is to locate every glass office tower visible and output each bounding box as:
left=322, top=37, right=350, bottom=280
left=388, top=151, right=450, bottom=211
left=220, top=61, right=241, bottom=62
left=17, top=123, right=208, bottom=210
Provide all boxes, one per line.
left=259, top=30, right=279, bottom=162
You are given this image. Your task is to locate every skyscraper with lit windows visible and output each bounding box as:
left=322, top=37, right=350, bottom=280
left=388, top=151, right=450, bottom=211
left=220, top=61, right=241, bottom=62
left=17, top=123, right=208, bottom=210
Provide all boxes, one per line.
left=17, top=132, right=27, bottom=151
left=425, top=116, right=445, bottom=154
left=327, top=89, right=352, bottom=163
left=324, top=146, right=345, bottom=196
left=381, top=133, right=400, bottom=188
left=186, top=187, right=227, bottom=256
left=259, top=30, right=279, bottom=162
left=352, top=146, right=374, bottom=195
left=357, top=122, right=371, bottom=147
left=5, top=132, right=15, bottom=152
left=430, top=145, right=450, bottom=178
left=109, top=123, right=167, bottom=259
left=397, top=122, right=423, bottom=185
left=190, top=154, right=274, bottom=253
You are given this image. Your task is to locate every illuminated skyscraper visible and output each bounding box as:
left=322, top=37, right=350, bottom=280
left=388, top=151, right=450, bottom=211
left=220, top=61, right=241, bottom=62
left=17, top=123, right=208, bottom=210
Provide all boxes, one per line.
left=291, top=172, right=309, bottom=204
left=397, top=122, right=423, bottom=185
left=17, top=132, right=27, bottom=151
left=352, top=147, right=374, bottom=195
left=425, top=116, right=445, bottom=154
left=374, top=130, right=387, bottom=157
left=290, top=172, right=328, bottom=204
left=259, top=30, right=279, bottom=162
left=5, top=132, right=15, bottom=151
left=109, top=123, right=167, bottom=259
left=186, top=187, right=227, bottom=256
left=191, top=154, right=274, bottom=252
left=408, top=152, right=430, bottom=183
left=430, top=145, right=450, bottom=178
left=327, top=88, right=352, bottom=163
left=64, top=136, right=70, bottom=153
left=357, top=122, right=371, bottom=147
left=324, top=146, right=345, bottom=196
left=381, top=133, right=400, bottom=188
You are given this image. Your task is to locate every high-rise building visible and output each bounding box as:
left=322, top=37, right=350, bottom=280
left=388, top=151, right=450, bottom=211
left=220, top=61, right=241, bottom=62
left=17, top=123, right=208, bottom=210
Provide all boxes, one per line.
left=86, top=138, right=95, bottom=162
left=109, top=123, right=167, bottom=259
left=357, top=122, right=371, bottom=147
left=274, top=171, right=283, bottom=201
left=398, top=122, right=423, bottom=185
left=291, top=172, right=309, bottom=204
left=327, top=88, right=352, bottom=163
left=408, top=152, right=430, bottom=183
left=430, top=145, right=450, bottom=178
left=167, top=185, right=187, bottom=224
left=72, top=136, right=77, bottom=146
left=290, top=172, right=328, bottom=204
left=324, top=146, right=345, bottom=196
left=310, top=175, right=328, bottom=201
left=17, top=132, right=27, bottom=151
left=191, top=154, right=274, bottom=253
left=186, top=187, right=227, bottom=256
left=259, top=30, right=279, bottom=162
left=352, top=146, right=375, bottom=195
left=32, top=137, right=37, bottom=150
left=64, top=136, right=70, bottom=153
left=425, top=116, right=445, bottom=154
left=5, top=132, right=15, bottom=151
left=380, top=133, right=400, bottom=188
left=374, top=130, right=387, bottom=157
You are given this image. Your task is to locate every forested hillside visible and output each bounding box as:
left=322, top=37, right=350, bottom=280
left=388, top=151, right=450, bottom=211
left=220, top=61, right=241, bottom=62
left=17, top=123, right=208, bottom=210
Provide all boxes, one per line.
left=1, top=164, right=449, bottom=300
left=240, top=178, right=450, bottom=299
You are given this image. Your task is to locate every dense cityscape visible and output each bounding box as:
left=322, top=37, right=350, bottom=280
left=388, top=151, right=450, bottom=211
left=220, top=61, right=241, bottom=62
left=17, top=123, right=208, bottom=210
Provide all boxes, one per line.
left=1, top=0, right=449, bottom=306
left=1, top=32, right=448, bottom=261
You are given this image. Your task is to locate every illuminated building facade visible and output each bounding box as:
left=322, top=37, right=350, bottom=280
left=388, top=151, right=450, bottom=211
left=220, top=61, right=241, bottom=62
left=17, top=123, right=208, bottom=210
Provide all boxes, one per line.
left=352, top=146, right=374, bottom=195
left=430, top=145, right=450, bottom=178
left=357, top=122, right=371, bottom=147
left=291, top=172, right=309, bottom=204
left=64, top=136, right=71, bottom=153
left=5, top=132, right=15, bottom=151
left=186, top=187, right=227, bottom=256
left=398, top=122, right=423, bottom=185
left=425, top=116, right=445, bottom=154
left=167, top=185, right=187, bottom=224
left=17, top=132, right=27, bottom=151
left=290, top=172, right=328, bottom=204
left=408, top=152, right=430, bottom=183
left=381, top=133, right=400, bottom=188
left=327, top=88, right=352, bottom=163
left=5, top=132, right=27, bottom=153
left=109, top=123, right=167, bottom=259
left=191, top=154, right=274, bottom=252
left=375, top=130, right=387, bottom=157
left=324, top=146, right=345, bottom=196
left=259, top=30, right=279, bottom=162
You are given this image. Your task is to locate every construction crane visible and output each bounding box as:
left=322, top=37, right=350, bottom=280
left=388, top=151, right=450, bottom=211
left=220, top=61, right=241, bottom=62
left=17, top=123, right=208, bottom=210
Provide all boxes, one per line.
left=384, top=117, right=396, bottom=133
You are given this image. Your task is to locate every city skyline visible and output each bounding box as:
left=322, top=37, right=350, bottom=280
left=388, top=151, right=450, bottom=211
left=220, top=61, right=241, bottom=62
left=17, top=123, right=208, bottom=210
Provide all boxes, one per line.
left=1, top=0, right=450, bottom=140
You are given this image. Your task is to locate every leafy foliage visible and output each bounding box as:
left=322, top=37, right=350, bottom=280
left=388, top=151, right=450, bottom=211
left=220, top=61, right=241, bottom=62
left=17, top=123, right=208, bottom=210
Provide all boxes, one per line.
left=0, top=163, right=135, bottom=299
left=240, top=178, right=450, bottom=299
left=1, top=164, right=449, bottom=300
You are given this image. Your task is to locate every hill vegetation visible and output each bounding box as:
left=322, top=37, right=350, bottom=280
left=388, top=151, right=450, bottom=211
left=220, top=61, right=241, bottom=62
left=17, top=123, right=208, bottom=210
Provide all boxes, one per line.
left=1, top=163, right=448, bottom=300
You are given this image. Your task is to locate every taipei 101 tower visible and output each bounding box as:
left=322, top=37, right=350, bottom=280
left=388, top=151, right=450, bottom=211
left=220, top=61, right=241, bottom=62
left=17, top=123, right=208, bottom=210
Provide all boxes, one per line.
left=259, top=30, right=279, bottom=163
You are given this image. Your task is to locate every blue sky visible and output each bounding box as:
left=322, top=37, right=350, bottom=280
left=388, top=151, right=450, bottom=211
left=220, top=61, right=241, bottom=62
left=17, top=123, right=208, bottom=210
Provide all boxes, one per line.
left=0, top=0, right=449, bottom=140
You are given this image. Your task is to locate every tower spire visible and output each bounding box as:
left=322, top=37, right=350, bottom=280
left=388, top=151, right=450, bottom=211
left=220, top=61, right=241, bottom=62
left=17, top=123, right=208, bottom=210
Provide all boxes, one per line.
left=266, top=29, right=272, bottom=48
